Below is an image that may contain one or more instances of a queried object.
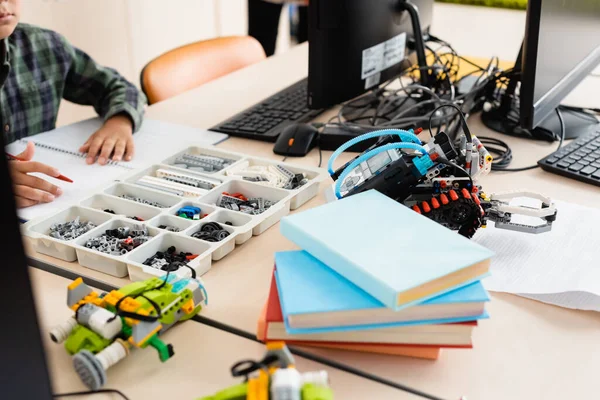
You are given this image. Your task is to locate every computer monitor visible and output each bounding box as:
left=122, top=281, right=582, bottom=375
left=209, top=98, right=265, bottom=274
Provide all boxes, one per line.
left=0, top=134, right=54, bottom=398
left=483, top=0, right=600, bottom=140
left=521, top=0, right=600, bottom=130
left=307, top=0, right=434, bottom=110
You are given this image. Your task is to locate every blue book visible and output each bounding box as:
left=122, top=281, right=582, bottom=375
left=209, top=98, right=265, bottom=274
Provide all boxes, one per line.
left=275, top=251, right=489, bottom=334
left=280, top=190, right=494, bottom=310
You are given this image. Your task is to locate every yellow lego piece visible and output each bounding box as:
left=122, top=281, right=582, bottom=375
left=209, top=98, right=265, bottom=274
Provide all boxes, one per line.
left=103, top=290, right=125, bottom=307
left=486, top=155, right=493, bottom=163
left=247, top=377, right=258, bottom=400
left=67, top=277, right=83, bottom=290
left=181, top=299, right=195, bottom=315
left=118, top=297, right=143, bottom=313
left=257, top=370, right=268, bottom=400
left=266, top=341, right=285, bottom=351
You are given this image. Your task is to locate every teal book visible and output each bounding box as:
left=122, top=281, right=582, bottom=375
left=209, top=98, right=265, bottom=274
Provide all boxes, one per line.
left=280, top=190, right=494, bottom=310
left=275, top=251, right=489, bottom=334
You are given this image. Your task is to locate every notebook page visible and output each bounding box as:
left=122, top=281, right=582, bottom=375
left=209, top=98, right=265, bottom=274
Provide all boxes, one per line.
left=473, top=199, right=600, bottom=311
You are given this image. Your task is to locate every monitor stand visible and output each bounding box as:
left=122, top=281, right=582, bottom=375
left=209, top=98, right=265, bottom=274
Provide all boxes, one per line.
left=481, top=43, right=598, bottom=141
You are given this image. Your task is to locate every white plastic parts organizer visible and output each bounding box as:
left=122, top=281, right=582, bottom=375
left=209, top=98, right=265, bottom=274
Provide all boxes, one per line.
left=23, top=145, right=327, bottom=282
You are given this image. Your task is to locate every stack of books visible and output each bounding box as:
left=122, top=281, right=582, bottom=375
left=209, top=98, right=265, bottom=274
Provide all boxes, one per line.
left=257, top=190, right=494, bottom=360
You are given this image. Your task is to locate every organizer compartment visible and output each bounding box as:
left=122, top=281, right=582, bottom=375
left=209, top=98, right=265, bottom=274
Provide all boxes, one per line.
left=207, top=210, right=253, bottom=244
left=199, top=180, right=291, bottom=235
left=74, top=218, right=160, bottom=277
left=161, top=146, right=244, bottom=174
left=184, top=222, right=237, bottom=261
left=147, top=214, right=195, bottom=233
left=169, top=201, right=216, bottom=221
left=24, top=206, right=113, bottom=262
left=125, top=165, right=224, bottom=198
left=126, top=233, right=212, bottom=281
left=80, top=194, right=162, bottom=222
left=103, top=182, right=182, bottom=209
left=223, top=158, right=324, bottom=209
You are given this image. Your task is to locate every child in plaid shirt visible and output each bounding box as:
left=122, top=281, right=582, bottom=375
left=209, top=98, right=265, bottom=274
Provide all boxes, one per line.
left=0, top=0, right=147, bottom=208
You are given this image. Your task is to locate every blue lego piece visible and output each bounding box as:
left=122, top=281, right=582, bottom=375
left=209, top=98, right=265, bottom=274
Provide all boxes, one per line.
left=171, top=279, right=191, bottom=293
left=177, top=206, right=201, bottom=220
left=412, top=155, right=434, bottom=176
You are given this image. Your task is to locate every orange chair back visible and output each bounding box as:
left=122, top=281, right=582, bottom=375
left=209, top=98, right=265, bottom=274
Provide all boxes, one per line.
left=141, top=36, right=266, bottom=105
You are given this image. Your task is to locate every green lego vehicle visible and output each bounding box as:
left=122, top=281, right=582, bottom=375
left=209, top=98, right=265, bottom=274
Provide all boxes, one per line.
left=49, top=271, right=207, bottom=390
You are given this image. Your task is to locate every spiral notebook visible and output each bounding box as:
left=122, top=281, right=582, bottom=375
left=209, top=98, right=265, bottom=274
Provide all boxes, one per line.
left=6, top=118, right=228, bottom=221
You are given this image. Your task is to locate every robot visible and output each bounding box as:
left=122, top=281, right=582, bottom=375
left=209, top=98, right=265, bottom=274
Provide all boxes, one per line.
left=49, top=271, right=208, bottom=390
left=327, top=126, right=557, bottom=238
left=199, top=342, right=334, bottom=400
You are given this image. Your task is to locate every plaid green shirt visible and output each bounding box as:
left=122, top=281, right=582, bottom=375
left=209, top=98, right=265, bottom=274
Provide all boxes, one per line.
left=0, top=23, right=146, bottom=144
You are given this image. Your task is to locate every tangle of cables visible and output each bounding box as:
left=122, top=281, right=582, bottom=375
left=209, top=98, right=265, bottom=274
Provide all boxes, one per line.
left=326, top=35, right=512, bottom=142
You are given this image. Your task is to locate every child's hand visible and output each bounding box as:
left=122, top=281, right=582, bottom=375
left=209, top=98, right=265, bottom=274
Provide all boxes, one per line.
left=80, top=115, right=135, bottom=165
left=9, top=142, right=63, bottom=208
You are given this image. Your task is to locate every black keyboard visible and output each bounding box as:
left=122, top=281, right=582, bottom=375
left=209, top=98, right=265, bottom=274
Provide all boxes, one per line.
left=538, top=126, right=600, bottom=186
left=209, top=78, right=324, bottom=142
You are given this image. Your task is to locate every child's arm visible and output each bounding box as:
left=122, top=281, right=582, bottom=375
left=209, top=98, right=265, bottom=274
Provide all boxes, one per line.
left=56, top=35, right=147, bottom=165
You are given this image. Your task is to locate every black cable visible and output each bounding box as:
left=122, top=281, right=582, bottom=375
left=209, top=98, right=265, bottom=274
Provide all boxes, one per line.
left=54, top=389, right=130, bottom=400
left=317, top=143, right=323, bottom=168
left=480, top=108, right=566, bottom=172
left=230, top=354, right=279, bottom=380
left=428, top=104, right=473, bottom=142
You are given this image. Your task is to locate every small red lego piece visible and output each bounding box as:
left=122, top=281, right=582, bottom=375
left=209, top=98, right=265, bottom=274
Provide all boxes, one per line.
left=430, top=153, right=439, bottom=161
left=431, top=197, right=440, bottom=209
left=440, top=180, right=447, bottom=189
left=471, top=193, right=481, bottom=205
left=461, top=188, right=470, bottom=199
left=449, top=190, right=459, bottom=201
left=414, top=127, right=424, bottom=135
left=230, top=192, right=248, bottom=201
left=471, top=186, right=479, bottom=193
left=412, top=205, right=421, bottom=214
left=186, top=254, right=198, bottom=260
left=439, top=193, right=449, bottom=205
left=421, top=201, right=431, bottom=213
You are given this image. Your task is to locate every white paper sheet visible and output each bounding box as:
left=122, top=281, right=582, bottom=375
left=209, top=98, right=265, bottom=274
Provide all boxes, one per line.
left=6, top=118, right=228, bottom=221
left=473, top=199, right=600, bottom=311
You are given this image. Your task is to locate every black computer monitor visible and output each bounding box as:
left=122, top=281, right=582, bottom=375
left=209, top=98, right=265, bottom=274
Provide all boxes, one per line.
left=483, top=0, right=600, bottom=140
left=0, top=134, right=54, bottom=398
left=307, top=0, right=434, bottom=110
left=521, top=0, right=600, bottom=130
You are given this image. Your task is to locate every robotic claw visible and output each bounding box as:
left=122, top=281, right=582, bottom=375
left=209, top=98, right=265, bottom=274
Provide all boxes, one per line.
left=327, top=127, right=557, bottom=239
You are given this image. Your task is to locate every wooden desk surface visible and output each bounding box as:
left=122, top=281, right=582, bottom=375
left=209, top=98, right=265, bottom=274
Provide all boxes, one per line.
left=33, top=268, right=407, bottom=400
left=26, top=43, right=600, bottom=400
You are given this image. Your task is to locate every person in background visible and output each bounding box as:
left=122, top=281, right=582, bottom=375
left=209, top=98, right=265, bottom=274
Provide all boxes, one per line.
left=0, top=0, right=147, bottom=208
left=248, top=0, right=308, bottom=57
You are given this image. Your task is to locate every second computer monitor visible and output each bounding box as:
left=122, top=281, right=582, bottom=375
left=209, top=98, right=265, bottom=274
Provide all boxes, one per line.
left=520, top=0, right=600, bottom=130
left=307, top=0, right=434, bottom=110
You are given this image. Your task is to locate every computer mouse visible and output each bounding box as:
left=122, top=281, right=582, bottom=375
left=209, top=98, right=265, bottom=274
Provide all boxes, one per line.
left=273, top=123, right=319, bottom=157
